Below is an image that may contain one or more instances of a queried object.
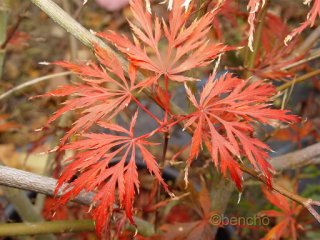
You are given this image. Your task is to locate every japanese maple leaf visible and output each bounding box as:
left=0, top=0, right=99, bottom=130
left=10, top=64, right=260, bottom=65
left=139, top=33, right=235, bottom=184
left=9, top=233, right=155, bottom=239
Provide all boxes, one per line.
left=184, top=73, right=298, bottom=189
left=253, top=14, right=302, bottom=80
left=97, top=0, right=229, bottom=84
left=55, top=112, right=170, bottom=235
left=162, top=184, right=216, bottom=240
left=260, top=188, right=303, bottom=240
left=41, top=46, right=139, bottom=143
left=285, top=0, right=320, bottom=44
left=273, top=121, right=315, bottom=148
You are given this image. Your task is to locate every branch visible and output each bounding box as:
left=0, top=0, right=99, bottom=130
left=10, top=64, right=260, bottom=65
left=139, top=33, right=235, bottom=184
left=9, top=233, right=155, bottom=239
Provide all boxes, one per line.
left=0, top=143, right=319, bottom=208
left=0, top=166, right=155, bottom=236
left=276, top=69, right=320, bottom=92
left=0, top=141, right=316, bottom=196
left=0, top=72, right=71, bottom=101
left=0, top=165, right=94, bottom=206
left=240, top=165, right=320, bottom=223
left=0, top=220, right=94, bottom=236
left=269, top=142, right=320, bottom=171
left=30, top=0, right=125, bottom=66
left=209, top=142, right=320, bottom=236
left=1, top=187, right=56, bottom=240
left=292, top=26, right=320, bottom=57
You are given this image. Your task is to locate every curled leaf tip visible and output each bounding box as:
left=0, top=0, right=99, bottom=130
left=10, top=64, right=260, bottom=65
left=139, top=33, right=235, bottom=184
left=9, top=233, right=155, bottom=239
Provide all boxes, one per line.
left=184, top=167, right=189, bottom=189
left=39, top=61, right=50, bottom=65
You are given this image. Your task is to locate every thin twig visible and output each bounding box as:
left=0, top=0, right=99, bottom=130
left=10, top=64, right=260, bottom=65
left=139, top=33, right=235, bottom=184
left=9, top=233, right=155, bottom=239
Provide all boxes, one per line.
left=0, top=71, right=71, bottom=101
left=0, top=3, right=30, bottom=50
left=276, top=69, right=320, bottom=92
left=240, top=164, right=320, bottom=223
left=280, top=48, right=320, bottom=71
left=269, top=142, right=320, bottom=171
left=292, top=26, right=320, bottom=57
left=0, top=0, right=10, bottom=79
left=154, top=131, right=170, bottom=228
left=30, top=0, right=125, bottom=65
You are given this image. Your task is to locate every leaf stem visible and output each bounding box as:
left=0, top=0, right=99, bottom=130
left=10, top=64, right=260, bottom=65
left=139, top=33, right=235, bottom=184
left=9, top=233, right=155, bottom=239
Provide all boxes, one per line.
left=154, top=130, right=170, bottom=229
left=132, top=96, right=162, bottom=124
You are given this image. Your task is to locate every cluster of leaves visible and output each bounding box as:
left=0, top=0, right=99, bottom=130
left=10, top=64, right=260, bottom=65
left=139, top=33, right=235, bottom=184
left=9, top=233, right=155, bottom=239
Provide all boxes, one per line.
left=246, top=0, right=320, bottom=46
left=211, top=0, right=320, bottom=80
left=40, top=0, right=320, bottom=237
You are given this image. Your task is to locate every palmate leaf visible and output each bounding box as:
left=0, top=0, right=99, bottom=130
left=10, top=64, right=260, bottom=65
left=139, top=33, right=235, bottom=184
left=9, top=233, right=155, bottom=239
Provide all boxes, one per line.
left=260, top=187, right=303, bottom=240
left=254, top=13, right=302, bottom=80
left=41, top=46, right=139, bottom=143
left=55, top=112, right=170, bottom=235
left=184, top=73, right=298, bottom=189
left=97, top=0, right=229, bottom=84
left=162, top=183, right=216, bottom=240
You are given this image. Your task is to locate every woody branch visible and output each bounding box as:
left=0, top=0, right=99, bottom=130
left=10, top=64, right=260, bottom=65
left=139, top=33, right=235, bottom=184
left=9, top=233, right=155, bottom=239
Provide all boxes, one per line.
left=0, top=143, right=319, bottom=206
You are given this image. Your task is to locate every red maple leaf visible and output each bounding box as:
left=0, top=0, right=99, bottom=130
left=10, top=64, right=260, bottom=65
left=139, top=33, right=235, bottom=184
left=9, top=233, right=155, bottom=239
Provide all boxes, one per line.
left=41, top=46, right=139, bottom=143
left=260, top=187, right=304, bottom=240
left=273, top=121, right=315, bottom=148
left=253, top=13, right=303, bottom=80
left=55, top=111, right=171, bottom=235
left=98, top=0, right=229, bottom=84
left=184, top=73, right=298, bottom=189
left=162, top=183, right=216, bottom=240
